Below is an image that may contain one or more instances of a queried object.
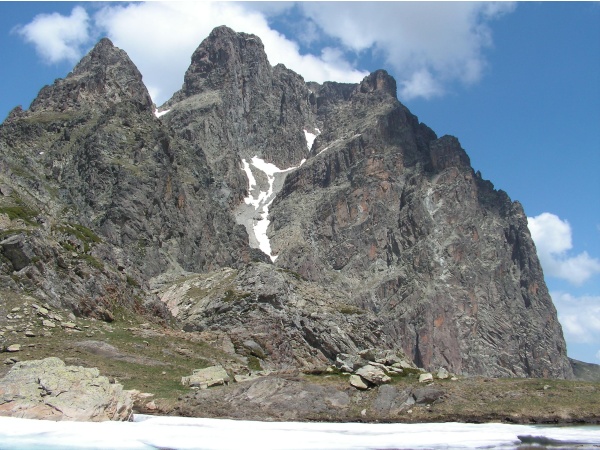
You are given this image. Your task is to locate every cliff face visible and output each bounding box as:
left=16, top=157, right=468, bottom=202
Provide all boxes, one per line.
left=0, top=27, right=573, bottom=378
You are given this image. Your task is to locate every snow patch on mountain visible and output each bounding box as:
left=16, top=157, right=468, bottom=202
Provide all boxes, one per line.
left=237, top=156, right=304, bottom=262
left=154, top=108, right=171, bottom=118
left=304, top=129, right=318, bottom=151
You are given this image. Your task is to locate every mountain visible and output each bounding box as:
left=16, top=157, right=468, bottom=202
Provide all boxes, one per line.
left=0, top=27, right=574, bottom=379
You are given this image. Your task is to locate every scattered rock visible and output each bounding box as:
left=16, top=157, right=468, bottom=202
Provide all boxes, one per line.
left=418, top=373, right=433, bottom=383
left=334, top=353, right=369, bottom=373
left=349, top=374, right=369, bottom=390
left=234, top=374, right=262, bottom=383
left=42, top=319, right=55, bottom=328
left=355, top=364, right=391, bottom=386
left=144, top=401, right=157, bottom=411
left=182, top=365, right=231, bottom=389
left=411, top=386, right=445, bottom=405
left=372, top=349, right=417, bottom=369
left=6, top=344, right=21, bottom=352
left=436, top=367, right=449, bottom=379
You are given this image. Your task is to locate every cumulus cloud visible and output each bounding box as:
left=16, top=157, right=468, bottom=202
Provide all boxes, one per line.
left=300, top=2, right=516, bottom=100
left=14, top=2, right=516, bottom=104
left=13, top=6, right=91, bottom=64
left=528, top=213, right=600, bottom=285
left=94, top=2, right=366, bottom=105
left=551, top=292, right=600, bottom=344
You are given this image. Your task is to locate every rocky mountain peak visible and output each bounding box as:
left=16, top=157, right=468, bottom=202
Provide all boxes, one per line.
left=179, top=25, right=271, bottom=97
left=29, top=37, right=152, bottom=114
left=358, top=69, right=397, bottom=97
left=0, top=27, right=576, bottom=381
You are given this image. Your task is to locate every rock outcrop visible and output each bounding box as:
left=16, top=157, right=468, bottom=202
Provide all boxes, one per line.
left=0, top=357, right=132, bottom=421
left=0, top=26, right=574, bottom=380
left=181, top=365, right=231, bottom=389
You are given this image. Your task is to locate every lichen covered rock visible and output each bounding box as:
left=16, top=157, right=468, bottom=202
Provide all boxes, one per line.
left=0, top=357, right=133, bottom=421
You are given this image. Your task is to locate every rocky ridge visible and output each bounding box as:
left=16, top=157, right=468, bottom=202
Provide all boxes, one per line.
left=0, top=25, right=578, bottom=385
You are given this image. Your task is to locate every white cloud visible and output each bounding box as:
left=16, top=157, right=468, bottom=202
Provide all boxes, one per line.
left=300, top=2, right=516, bottom=100
left=596, top=350, right=600, bottom=362
left=399, top=69, right=444, bottom=101
left=551, top=292, right=600, bottom=344
left=15, top=2, right=516, bottom=104
left=528, top=213, right=600, bottom=285
left=93, top=2, right=366, bottom=105
left=13, top=6, right=91, bottom=64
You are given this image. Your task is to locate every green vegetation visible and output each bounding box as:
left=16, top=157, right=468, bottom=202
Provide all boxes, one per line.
left=247, top=356, right=262, bottom=371
left=67, top=223, right=102, bottom=244
left=0, top=295, right=235, bottom=406
left=0, top=229, right=29, bottom=240
left=78, top=254, right=104, bottom=271
left=22, top=111, right=73, bottom=125
left=337, top=305, right=365, bottom=315
left=126, top=275, right=140, bottom=288
left=277, top=268, right=306, bottom=281
left=60, top=241, right=77, bottom=252
left=0, top=206, right=38, bottom=226
left=223, top=289, right=252, bottom=303
left=55, top=223, right=102, bottom=252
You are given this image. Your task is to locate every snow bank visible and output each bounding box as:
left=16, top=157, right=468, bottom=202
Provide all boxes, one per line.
left=154, top=108, right=171, bottom=118
left=239, top=156, right=302, bottom=262
left=1, top=416, right=599, bottom=450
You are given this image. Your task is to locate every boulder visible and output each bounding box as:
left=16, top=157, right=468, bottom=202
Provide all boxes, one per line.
left=418, top=373, right=434, bottom=383
left=355, top=364, right=391, bottom=385
left=334, top=353, right=369, bottom=373
left=349, top=374, right=369, bottom=390
left=0, top=235, right=31, bottom=271
left=371, top=349, right=417, bottom=369
left=5, top=344, right=21, bottom=352
left=182, top=365, right=230, bottom=389
left=436, top=367, right=450, bottom=379
left=411, top=386, right=445, bottom=405
left=0, top=357, right=133, bottom=421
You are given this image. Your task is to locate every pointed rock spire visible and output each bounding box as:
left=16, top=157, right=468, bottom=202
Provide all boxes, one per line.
left=175, top=25, right=272, bottom=99
left=29, top=37, right=153, bottom=114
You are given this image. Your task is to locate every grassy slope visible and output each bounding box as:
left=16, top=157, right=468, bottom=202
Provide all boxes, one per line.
left=1, top=293, right=599, bottom=423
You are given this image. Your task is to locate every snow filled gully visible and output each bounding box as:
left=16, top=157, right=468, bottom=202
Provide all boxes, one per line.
left=235, top=128, right=319, bottom=262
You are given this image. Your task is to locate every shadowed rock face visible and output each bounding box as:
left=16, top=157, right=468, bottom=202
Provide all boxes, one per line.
left=0, top=28, right=573, bottom=378
left=163, top=26, right=316, bottom=206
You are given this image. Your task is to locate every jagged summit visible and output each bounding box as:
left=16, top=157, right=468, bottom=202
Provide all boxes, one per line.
left=28, top=37, right=153, bottom=114
left=175, top=25, right=271, bottom=98
left=359, top=70, right=398, bottom=97
left=0, top=27, right=574, bottom=379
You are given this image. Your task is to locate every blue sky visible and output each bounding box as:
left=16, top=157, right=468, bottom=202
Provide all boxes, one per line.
left=1, top=2, right=599, bottom=365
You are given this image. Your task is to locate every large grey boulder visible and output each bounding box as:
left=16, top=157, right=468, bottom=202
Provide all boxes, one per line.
left=0, top=357, right=133, bottom=421
left=349, top=374, right=369, bottom=390
left=182, top=365, right=231, bottom=389
left=335, top=353, right=370, bottom=373
left=355, top=364, right=391, bottom=386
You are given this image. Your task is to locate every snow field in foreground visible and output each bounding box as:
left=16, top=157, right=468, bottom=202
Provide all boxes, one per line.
left=1, top=415, right=599, bottom=449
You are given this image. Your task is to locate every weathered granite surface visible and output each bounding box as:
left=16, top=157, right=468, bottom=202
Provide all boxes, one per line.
left=0, top=357, right=132, bottom=421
